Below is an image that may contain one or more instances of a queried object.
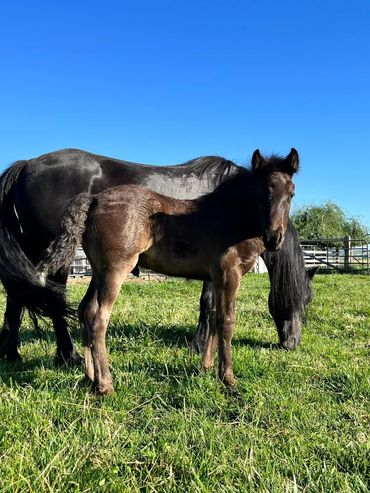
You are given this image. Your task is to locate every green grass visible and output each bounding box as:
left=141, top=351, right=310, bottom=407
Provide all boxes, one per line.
left=0, top=274, right=369, bottom=492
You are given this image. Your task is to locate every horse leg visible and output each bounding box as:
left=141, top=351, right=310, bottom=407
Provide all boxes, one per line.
left=191, top=281, right=216, bottom=354
left=0, top=297, right=24, bottom=362
left=213, top=269, right=241, bottom=386
left=88, top=267, right=130, bottom=395
left=49, top=270, right=82, bottom=366
left=201, top=326, right=218, bottom=371
left=201, top=285, right=218, bottom=370
left=78, top=277, right=98, bottom=382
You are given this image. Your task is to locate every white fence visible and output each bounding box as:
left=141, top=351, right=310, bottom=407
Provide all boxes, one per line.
left=70, top=248, right=268, bottom=277
left=300, top=237, right=369, bottom=274
left=70, top=238, right=370, bottom=277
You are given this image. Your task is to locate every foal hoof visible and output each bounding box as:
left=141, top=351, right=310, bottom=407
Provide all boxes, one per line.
left=94, top=381, right=114, bottom=395
left=220, top=371, right=237, bottom=387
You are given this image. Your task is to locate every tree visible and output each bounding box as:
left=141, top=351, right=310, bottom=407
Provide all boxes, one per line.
left=291, top=201, right=369, bottom=240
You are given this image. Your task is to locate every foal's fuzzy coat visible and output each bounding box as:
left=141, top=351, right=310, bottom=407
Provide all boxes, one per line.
left=38, top=149, right=299, bottom=393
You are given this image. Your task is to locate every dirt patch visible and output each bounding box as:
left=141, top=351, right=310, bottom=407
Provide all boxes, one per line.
left=67, top=274, right=167, bottom=285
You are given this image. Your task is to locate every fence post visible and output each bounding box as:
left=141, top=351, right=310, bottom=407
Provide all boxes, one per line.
left=344, top=235, right=352, bottom=270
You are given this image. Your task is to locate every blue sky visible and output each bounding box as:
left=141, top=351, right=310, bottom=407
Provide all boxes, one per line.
left=1, top=0, right=369, bottom=229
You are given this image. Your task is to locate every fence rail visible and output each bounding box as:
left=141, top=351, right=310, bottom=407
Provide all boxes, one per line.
left=300, top=236, right=369, bottom=274
left=70, top=237, right=370, bottom=277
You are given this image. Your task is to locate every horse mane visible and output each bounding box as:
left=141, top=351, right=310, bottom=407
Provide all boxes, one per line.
left=194, top=151, right=296, bottom=207
left=255, top=154, right=288, bottom=172
left=263, top=221, right=311, bottom=316
left=181, top=156, right=239, bottom=183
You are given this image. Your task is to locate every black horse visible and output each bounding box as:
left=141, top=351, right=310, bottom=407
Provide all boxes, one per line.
left=0, top=148, right=314, bottom=363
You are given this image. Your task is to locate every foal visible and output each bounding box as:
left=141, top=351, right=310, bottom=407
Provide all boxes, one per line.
left=38, top=148, right=299, bottom=394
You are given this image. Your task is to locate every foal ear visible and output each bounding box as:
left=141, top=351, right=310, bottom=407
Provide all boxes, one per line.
left=285, top=148, right=299, bottom=174
left=252, top=149, right=264, bottom=171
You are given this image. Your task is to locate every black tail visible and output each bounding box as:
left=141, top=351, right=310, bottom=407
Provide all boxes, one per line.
left=0, top=161, right=90, bottom=319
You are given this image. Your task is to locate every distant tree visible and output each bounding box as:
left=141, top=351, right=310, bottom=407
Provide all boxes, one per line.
left=291, top=201, right=369, bottom=240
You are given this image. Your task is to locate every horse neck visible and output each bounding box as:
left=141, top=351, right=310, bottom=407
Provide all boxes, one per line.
left=196, top=170, right=259, bottom=216
left=188, top=171, right=264, bottom=239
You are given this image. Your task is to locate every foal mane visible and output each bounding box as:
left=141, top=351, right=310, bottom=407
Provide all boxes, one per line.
left=193, top=151, right=294, bottom=207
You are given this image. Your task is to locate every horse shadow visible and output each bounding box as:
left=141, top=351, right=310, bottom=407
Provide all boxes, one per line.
left=0, top=322, right=281, bottom=389
left=107, top=322, right=280, bottom=351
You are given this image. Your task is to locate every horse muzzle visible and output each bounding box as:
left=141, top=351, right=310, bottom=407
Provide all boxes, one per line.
left=278, top=317, right=302, bottom=350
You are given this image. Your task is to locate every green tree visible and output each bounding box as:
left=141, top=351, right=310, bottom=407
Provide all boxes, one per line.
left=291, top=201, right=369, bottom=240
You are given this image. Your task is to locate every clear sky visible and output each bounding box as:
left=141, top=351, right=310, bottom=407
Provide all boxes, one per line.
left=1, top=0, right=369, bottom=229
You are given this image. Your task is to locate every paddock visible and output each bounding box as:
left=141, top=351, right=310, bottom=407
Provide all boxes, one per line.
left=0, top=273, right=368, bottom=492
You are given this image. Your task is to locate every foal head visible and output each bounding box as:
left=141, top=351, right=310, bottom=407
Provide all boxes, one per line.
left=252, top=148, right=299, bottom=251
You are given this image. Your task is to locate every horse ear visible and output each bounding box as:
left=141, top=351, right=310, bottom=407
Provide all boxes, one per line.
left=307, top=266, right=319, bottom=279
left=286, top=148, right=299, bottom=174
left=252, top=149, right=263, bottom=171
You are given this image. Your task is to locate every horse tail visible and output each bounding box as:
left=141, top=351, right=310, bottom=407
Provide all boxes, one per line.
left=37, top=193, right=92, bottom=278
left=0, top=161, right=89, bottom=320
left=0, top=161, right=48, bottom=311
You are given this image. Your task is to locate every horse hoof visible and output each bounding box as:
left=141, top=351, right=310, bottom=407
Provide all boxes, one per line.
left=55, top=348, right=83, bottom=367
left=94, top=382, right=114, bottom=395
left=220, top=371, right=237, bottom=387
left=201, top=360, right=214, bottom=372
left=5, top=351, right=23, bottom=363
left=84, top=372, right=94, bottom=384
left=189, top=337, right=204, bottom=355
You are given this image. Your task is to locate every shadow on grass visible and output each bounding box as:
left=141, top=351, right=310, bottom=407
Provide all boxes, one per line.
left=233, top=337, right=281, bottom=350
left=108, top=322, right=281, bottom=350
left=0, top=356, right=76, bottom=388
left=0, top=321, right=282, bottom=390
left=107, top=322, right=194, bottom=348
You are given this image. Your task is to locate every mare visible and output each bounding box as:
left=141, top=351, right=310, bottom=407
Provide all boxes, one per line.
left=34, top=149, right=299, bottom=394
left=0, top=148, right=311, bottom=364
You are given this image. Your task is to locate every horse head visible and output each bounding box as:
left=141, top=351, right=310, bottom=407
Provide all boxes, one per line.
left=270, top=266, right=318, bottom=350
left=252, top=148, right=299, bottom=251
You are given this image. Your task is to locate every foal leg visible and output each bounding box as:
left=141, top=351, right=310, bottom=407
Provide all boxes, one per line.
left=89, top=268, right=129, bottom=395
left=0, top=297, right=24, bottom=362
left=191, top=281, right=216, bottom=354
left=78, top=277, right=98, bottom=382
left=49, top=270, right=82, bottom=365
left=214, top=270, right=241, bottom=386
left=202, top=326, right=218, bottom=371
left=201, top=286, right=218, bottom=370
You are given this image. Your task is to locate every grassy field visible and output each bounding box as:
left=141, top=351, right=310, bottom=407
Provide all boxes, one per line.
left=0, top=274, right=369, bottom=492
